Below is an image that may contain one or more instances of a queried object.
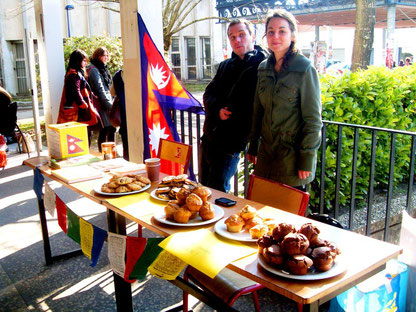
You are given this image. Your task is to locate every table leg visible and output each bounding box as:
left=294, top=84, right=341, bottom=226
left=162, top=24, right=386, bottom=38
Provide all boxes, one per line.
left=107, top=209, right=133, bottom=312
left=303, top=302, right=319, bottom=312
left=36, top=187, right=83, bottom=265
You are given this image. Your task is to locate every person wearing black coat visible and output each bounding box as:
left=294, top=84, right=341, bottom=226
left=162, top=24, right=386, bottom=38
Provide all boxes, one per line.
left=199, top=19, right=268, bottom=192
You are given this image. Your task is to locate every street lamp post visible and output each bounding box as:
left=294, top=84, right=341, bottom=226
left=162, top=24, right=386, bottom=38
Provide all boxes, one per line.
left=65, top=5, right=74, bottom=37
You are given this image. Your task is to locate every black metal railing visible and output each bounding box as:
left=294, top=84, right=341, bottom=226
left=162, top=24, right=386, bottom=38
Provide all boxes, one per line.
left=172, top=110, right=416, bottom=242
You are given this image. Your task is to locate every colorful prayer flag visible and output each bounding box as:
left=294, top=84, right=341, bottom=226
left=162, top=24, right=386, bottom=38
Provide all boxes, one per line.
left=67, top=208, right=80, bottom=244
left=108, top=232, right=127, bottom=277
left=79, top=218, right=107, bottom=267
left=148, top=250, right=187, bottom=280
left=33, top=166, right=44, bottom=201
left=124, top=236, right=164, bottom=282
left=44, top=183, right=56, bottom=217
left=55, top=195, right=67, bottom=233
left=137, top=13, right=203, bottom=163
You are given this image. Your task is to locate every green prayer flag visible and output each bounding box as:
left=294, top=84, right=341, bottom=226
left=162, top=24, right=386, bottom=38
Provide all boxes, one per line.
left=67, top=208, right=80, bottom=244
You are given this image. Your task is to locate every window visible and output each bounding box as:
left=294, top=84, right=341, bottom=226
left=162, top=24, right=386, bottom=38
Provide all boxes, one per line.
left=200, top=37, right=212, bottom=79
left=14, top=42, right=28, bottom=95
left=171, top=38, right=181, bottom=80
left=185, top=38, right=196, bottom=80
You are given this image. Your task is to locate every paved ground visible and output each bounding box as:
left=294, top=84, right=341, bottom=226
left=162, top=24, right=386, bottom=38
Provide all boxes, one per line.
left=0, top=144, right=300, bottom=311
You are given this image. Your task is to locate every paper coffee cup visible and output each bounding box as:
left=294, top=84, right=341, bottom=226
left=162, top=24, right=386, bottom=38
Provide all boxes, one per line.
left=145, top=158, right=160, bottom=182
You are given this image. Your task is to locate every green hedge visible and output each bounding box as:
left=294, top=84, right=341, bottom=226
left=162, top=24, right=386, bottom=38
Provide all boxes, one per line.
left=310, top=65, right=416, bottom=211
left=63, top=36, right=123, bottom=76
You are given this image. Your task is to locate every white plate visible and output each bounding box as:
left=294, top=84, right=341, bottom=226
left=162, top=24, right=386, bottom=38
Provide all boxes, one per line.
left=153, top=204, right=224, bottom=227
left=150, top=188, right=212, bottom=202
left=257, top=254, right=347, bottom=281
left=214, top=218, right=257, bottom=242
left=94, top=183, right=150, bottom=196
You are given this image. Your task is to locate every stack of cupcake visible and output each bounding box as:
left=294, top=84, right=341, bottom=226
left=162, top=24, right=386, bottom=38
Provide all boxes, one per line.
left=257, top=222, right=341, bottom=275
left=163, top=186, right=213, bottom=223
left=224, top=205, right=278, bottom=239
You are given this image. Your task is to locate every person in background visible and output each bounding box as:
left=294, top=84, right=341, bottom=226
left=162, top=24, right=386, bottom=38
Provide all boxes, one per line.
left=248, top=9, right=323, bottom=190
left=199, top=19, right=268, bottom=193
left=58, top=49, right=95, bottom=143
left=88, top=47, right=116, bottom=152
left=405, top=57, right=413, bottom=66
left=399, top=60, right=405, bottom=67
left=110, top=69, right=128, bottom=160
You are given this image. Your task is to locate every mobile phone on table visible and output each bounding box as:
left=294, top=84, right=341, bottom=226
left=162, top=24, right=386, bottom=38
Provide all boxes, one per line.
left=215, top=197, right=237, bottom=207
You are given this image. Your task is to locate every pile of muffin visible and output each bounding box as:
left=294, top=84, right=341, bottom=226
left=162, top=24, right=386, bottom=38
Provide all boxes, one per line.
left=101, top=175, right=151, bottom=193
left=257, top=222, right=341, bottom=275
left=155, top=174, right=200, bottom=200
left=224, top=205, right=277, bottom=239
left=163, top=185, right=213, bottom=223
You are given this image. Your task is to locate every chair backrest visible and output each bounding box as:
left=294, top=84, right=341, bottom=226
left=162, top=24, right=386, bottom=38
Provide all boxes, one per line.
left=157, top=138, right=192, bottom=175
left=247, top=174, right=309, bottom=216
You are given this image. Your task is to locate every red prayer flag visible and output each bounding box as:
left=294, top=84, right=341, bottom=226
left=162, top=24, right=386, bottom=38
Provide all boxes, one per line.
left=55, top=195, right=67, bottom=233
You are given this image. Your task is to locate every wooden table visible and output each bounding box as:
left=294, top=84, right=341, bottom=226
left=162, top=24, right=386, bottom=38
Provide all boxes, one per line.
left=24, top=156, right=403, bottom=312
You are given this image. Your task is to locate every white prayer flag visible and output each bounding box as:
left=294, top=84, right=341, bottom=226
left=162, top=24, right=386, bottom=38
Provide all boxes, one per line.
left=44, top=183, right=56, bottom=217
left=108, top=232, right=126, bottom=278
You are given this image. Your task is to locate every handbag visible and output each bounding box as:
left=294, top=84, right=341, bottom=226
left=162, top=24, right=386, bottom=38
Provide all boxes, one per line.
left=109, top=96, right=121, bottom=128
left=57, top=83, right=78, bottom=123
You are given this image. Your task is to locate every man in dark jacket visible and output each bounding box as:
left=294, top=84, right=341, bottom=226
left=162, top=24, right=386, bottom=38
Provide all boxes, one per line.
left=199, top=19, right=268, bottom=192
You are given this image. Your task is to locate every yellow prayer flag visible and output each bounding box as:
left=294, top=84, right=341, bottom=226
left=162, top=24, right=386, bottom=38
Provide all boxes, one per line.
left=148, top=250, right=187, bottom=280
left=80, top=218, right=94, bottom=260
left=159, top=229, right=256, bottom=278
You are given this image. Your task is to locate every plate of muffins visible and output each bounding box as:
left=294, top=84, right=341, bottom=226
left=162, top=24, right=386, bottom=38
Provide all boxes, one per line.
left=154, top=204, right=224, bottom=227
left=153, top=184, right=223, bottom=226
left=215, top=205, right=277, bottom=242
left=256, top=222, right=346, bottom=280
left=94, top=175, right=151, bottom=196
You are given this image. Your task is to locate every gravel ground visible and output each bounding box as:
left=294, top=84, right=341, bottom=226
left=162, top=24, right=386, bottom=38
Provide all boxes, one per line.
left=336, top=184, right=415, bottom=231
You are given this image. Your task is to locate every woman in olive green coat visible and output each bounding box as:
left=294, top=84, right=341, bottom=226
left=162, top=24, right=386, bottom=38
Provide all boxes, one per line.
left=248, top=9, right=322, bottom=188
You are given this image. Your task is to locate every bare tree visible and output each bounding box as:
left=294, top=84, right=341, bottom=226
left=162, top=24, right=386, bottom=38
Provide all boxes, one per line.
left=99, top=0, right=228, bottom=53
left=351, top=0, right=376, bottom=71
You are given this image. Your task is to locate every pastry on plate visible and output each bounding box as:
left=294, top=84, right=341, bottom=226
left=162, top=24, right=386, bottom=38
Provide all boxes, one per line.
left=240, top=205, right=257, bottom=220
left=224, top=214, right=245, bottom=233
left=311, top=247, right=335, bottom=272
left=244, top=216, right=264, bottom=231
left=185, top=193, right=203, bottom=212
left=263, top=244, right=284, bottom=266
left=299, top=223, right=320, bottom=245
left=272, top=223, right=296, bottom=242
left=192, top=186, right=211, bottom=202
left=164, top=200, right=180, bottom=220
left=173, top=206, right=192, bottom=223
left=285, top=255, right=313, bottom=275
left=199, top=201, right=215, bottom=221
left=249, top=224, right=268, bottom=239
left=176, top=188, right=192, bottom=206
left=281, top=232, right=309, bottom=256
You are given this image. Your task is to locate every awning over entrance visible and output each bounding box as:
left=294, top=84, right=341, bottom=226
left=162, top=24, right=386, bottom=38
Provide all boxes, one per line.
left=215, top=0, right=416, bottom=28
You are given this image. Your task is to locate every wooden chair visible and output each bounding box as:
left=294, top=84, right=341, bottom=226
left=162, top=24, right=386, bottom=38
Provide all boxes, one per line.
left=157, top=138, right=192, bottom=176
left=247, top=174, right=310, bottom=216
left=183, top=174, right=309, bottom=312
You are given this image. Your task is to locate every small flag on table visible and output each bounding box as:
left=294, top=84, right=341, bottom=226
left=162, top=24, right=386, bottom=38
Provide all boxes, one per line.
left=55, top=195, right=67, bottom=233
left=124, top=236, right=164, bottom=282
left=67, top=208, right=81, bottom=244
left=79, top=218, right=107, bottom=266
left=33, top=166, right=44, bottom=201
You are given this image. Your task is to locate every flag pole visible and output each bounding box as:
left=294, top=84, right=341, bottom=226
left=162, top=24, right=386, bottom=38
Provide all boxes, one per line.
left=120, top=0, right=145, bottom=164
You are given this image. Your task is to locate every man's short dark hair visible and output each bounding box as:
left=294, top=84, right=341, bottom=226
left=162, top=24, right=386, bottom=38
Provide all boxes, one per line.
left=227, top=19, right=254, bottom=37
